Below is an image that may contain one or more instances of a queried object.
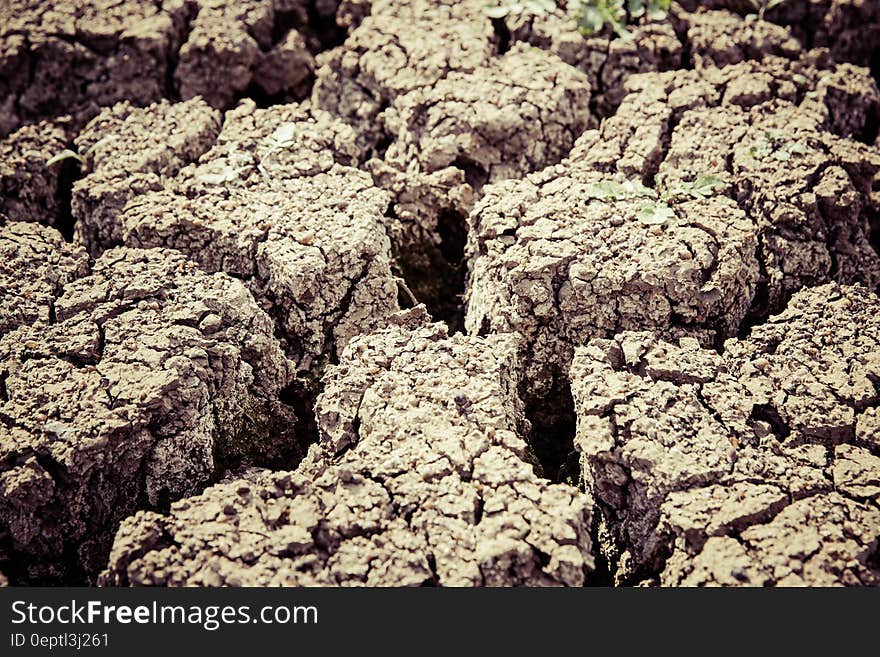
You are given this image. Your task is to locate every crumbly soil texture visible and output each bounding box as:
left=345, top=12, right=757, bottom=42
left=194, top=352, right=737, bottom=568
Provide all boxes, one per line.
left=1, top=0, right=879, bottom=586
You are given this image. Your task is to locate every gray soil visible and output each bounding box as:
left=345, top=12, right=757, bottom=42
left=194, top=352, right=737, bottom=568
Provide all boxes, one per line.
left=466, top=54, right=880, bottom=408
left=571, top=283, right=880, bottom=586
left=0, top=222, right=296, bottom=582
left=1, top=0, right=879, bottom=587
left=102, top=308, right=594, bottom=586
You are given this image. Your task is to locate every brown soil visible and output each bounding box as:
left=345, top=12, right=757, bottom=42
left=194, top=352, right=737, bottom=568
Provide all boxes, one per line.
left=1, top=0, right=878, bottom=587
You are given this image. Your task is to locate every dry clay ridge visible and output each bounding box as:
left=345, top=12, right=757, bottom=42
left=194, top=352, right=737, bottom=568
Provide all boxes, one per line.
left=1, top=0, right=879, bottom=586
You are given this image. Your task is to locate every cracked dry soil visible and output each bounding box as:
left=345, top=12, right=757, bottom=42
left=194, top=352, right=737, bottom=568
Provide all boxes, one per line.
left=0, top=0, right=879, bottom=587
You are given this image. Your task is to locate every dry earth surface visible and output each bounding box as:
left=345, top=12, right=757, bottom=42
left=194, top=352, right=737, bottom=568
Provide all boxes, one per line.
left=0, top=0, right=878, bottom=586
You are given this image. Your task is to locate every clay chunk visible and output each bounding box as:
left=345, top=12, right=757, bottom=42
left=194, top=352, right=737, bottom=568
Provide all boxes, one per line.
left=466, top=169, right=760, bottom=402
left=0, top=221, right=89, bottom=335
left=681, top=8, right=802, bottom=68
left=115, top=100, right=399, bottom=370
left=571, top=284, right=880, bottom=586
left=72, top=98, right=222, bottom=256
left=312, top=0, right=495, bottom=150
left=467, top=56, right=880, bottom=404
left=0, top=0, right=190, bottom=137
left=101, top=308, right=595, bottom=587
left=0, top=119, right=70, bottom=226
left=0, top=236, right=296, bottom=582
left=175, top=0, right=315, bottom=107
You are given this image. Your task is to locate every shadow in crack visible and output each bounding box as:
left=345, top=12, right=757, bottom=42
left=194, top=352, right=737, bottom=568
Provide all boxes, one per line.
left=524, top=379, right=578, bottom=485
left=396, top=208, right=468, bottom=334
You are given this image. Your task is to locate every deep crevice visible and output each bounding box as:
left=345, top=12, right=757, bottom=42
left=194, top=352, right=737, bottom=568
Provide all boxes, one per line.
left=166, top=1, right=199, bottom=100
left=749, top=403, right=791, bottom=440
left=583, top=510, right=614, bottom=587
left=278, top=375, right=321, bottom=467
left=301, top=0, right=349, bottom=54
left=240, top=75, right=315, bottom=109
left=451, top=156, right=489, bottom=192
left=858, top=101, right=879, bottom=146
left=524, top=377, right=577, bottom=484
left=395, top=208, right=468, bottom=334
left=869, top=203, right=880, bottom=260
left=871, top=42, right=880, bottom=90
left=490, top=18, right=512, bottom=55
left=54, top=156, right=79, bottom=242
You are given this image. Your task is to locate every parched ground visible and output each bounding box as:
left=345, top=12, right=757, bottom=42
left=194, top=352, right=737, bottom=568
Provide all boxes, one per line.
left=0, top=223, right=298, bottom=582
left=1, top=0, right=879, bottom=586
left=102, top=308, right=593, bottom=586
left=571, top=283, right=880, bottom=586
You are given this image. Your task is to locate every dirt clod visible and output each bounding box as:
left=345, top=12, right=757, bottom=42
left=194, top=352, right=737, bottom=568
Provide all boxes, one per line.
left=571, top=283, right=880, bottom=586
left=72, top=97, right=222, bottom=256
left=114, top=100, right=399, bottom=371
left=0, top=229, right=296, bottom=582
left=0, top=119, right=70, bottom=227
left=101, top=308, right=594, bottom=586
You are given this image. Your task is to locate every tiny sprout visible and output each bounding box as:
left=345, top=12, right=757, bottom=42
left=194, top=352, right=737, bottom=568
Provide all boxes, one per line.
left=483, top=0, right=556, bottom=19
left=637, top=203, right=675, bottom=224
left=46, top=149, right=85, bottom=167
left=575, top=0, right=671, bottom=38
left=671, top=174, right=726, bottom=199
left=582, top=173, right=729, bottom=228
left=583, top=178, right=656, bottom=201
left=747, top=0, right=788, bottom=21
left=748, top=131, right=808, bottom=162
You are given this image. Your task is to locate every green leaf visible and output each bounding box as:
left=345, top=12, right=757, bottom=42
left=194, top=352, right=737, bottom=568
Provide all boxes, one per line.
left=637, top=202, right=675, bottom=225
left=46, top=149, right=84, bottom=166
left=483, top=5, right=511, bottom=18
left=584, top=178, right=655, bottom=201
left=628, top=0, right=646, bottom=18
left=645, top=0, right=669, bottom=20
left=620, top=178, right=655, bottom=198
left=525, top=0, right=556, bottom=12
left=270, top=123, right=297, bottom=146
left=584, top=181, right=621, bottom=199
left=685, top=174, right=726, bottom=198
left=611, top=20, right=632, bottom=38
left=576, top=5, right=606, bottom=34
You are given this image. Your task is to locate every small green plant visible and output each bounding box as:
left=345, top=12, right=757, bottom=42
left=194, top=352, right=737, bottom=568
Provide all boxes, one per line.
left=748, top=129, right=807, bottom=162
left=583, top=174, right=726, bottom=224
left=575, top=0, right=671, bottom=38
left=46, top=135, right=118, bottom=168
left=46, top=149, right=85, bottom=167
left=482, top=0, right=671, bottom=37
left=668, top=174, right=726, bottom=199
left=582, top=178, right=654, bottom=200
left=747, top=0, right=788, bottom=21
left=483, top=0, right=557, bottom=19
